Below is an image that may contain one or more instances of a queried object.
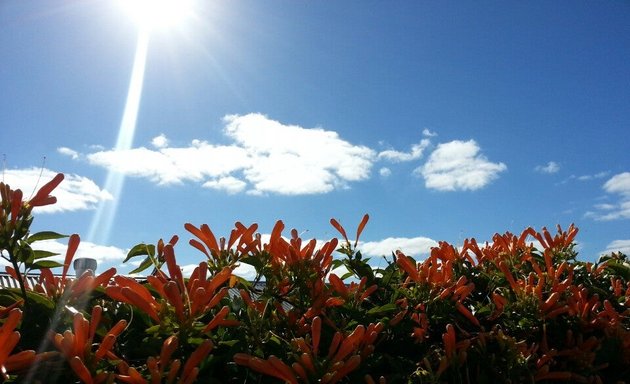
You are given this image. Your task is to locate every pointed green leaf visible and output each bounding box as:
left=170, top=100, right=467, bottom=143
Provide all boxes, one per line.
left=367, top=303, right=397, bottom=315
left=32, top=260, right=64, bottom=269
left=124, top=243, right=156, bottom=263
left=129, top=256, right=154, bottom=274
left=340, top=271, right=354, bottom=280
left=26, top=231, right=68, bottom=244
left=32, top=250, right=59, bottom=260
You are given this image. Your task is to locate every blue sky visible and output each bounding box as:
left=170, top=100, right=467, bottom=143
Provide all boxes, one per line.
left=1, top=1, right=629, bottom=277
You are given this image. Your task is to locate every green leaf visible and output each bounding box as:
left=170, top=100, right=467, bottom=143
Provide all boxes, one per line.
left=16, top=245, right=33, bottom=264
left=240, top=255, right=264, bottom=270
left=340, top=271, right=355, bottom=280
left=129, top=256, right=154, bottom=274
left=124, top=243, right=156, bottom=263
left=367, top=303, right=397, bottom=315
left=606, top=261, right=630, bottom=280
left=331, top=259, right=344, bottom=269
left=24, top=290, right=55, bottom=311
left=26, top=231, right=68, bottom=244
left=219, top=340, right=239, bottom=347
left=32, top=250, right=59, bottom=260
left=32, top=260, right=64, bottom=269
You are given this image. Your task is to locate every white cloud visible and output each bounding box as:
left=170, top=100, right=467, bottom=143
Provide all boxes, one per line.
left=535, top=161, right=560, bottom=174
left=379, top=167, right=392, bottom=177
left=601, top=239, right=630, bottom=256
left=576, top=171, right=609, bottom=181
left=75, top=114, right=375, bottom=195
left=360, top=236, right=438, bottom=258
left=603, top=172, right=630, bottom=196
left=378, top=139, right=430, bottom=162
left=417, top=140, right=507, bottom=191
left=2, top=168, right=112, bottom=213
left=151, top=134, right=169, bottom=148
left=586, top=172, right=630, bottom=221
left=57, top=147, right=79, bottom=159
left=422, top=128, right=437, bottom=137
left=31, top=239, right=127, bottom=270
left=203, top=176, right=247, bottom=194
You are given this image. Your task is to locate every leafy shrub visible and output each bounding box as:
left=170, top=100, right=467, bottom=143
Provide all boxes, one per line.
left=0, top=174, right=628, bottom=383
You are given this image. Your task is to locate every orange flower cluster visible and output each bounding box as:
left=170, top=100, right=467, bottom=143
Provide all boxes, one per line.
left=117, top=336, right=213, bottom=384
left=393, top=224, right=630, bottom=382
left=50, top=305, right=126, bottom=384
left=106, top=241, right=237, bottom=332
left=235, top=316, right=383, bottom=384
left=0, top=309, right=37, bottom=379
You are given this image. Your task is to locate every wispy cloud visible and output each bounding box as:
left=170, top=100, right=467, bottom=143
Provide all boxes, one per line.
left=57, top=147, right=79, bottom=159
left=2, top=168, right=112, bottom=213
left=422, top=128, right=438, bottom=137
left=360, top=236, right=438, bottom=258
left=535, top=161, right=560, bottom=174
left=65, top=114, right=376, bottom=196
left=585, top=172, right=630, bottom=221
left=379, top=167, right=392, bottom=178
left=378, top=139, right=431, bottom=162
left=416, top=140, right=507, bottom=191
left=601, top=239, right=630, bottom=256
left=576, top=171, right=609, bottom=181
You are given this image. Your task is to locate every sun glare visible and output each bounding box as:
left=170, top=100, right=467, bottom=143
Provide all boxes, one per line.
left=120, top=0, right=194, bottom=30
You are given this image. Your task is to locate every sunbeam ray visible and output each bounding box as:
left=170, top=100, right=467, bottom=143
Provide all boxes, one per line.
left=86, top=30, right=149, bottom=245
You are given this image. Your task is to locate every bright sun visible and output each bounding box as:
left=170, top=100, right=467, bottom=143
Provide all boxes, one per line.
left=119, top=0, right=194, bottom=30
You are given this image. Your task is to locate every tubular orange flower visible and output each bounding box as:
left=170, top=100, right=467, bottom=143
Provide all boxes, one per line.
left=325, top=355, right=361, bottom=384
left=121, top=287, right=160, bottom=322
left=184, top=223, right=219, bottom=256
left=28, top=172, right=64, bottom=207
left=181, top=340, right=213, bottom=384
left=456, top=302, right=480, bottom=327
left=329, top=274, right=348, bottom=297
left=248, top=356, right=299, bottom=384
left=203, top=305, right=230, bottom=333
left=396, top=251, right=419, bottom=282
left=330, top=218, right=349, bottom=244
left=443, top=324, right=456, bottom=358
left=61, top=234, right=80, bottom=281
left=354, top=213, right=369, bottom=248
left=163, top=281, right=185, bottom=321
left=312, top=316, right=322, bottom=355
left=70, top=356, right=94, bottom=384
left=9, top=189, right=22, bottom=226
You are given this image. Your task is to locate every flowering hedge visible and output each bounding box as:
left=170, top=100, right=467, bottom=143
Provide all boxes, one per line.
left=0, top=174, right=629, bottom=383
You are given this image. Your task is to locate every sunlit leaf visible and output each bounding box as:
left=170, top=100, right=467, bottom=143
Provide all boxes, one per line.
left=32, top=250, right=59, bottom=260
left=32, top=260, right=64, bottom=269
left=129, top=256, right=154, bottom=274
left=124, top=243, right=156, bottom=263
left=26, top=231, right=67, bottom=244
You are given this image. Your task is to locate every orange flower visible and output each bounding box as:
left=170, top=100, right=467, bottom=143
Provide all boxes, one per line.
left=0, top=309, right=37, bottom=380
left=51, top=306, right=124, bottom=384
left=27, top=173, right=64, bottom=207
